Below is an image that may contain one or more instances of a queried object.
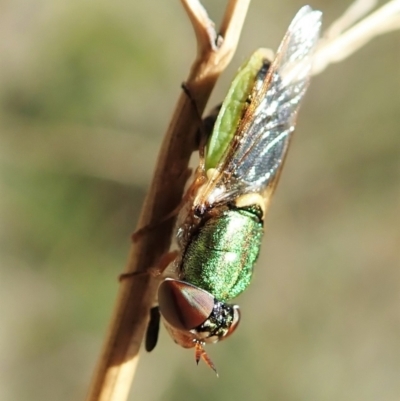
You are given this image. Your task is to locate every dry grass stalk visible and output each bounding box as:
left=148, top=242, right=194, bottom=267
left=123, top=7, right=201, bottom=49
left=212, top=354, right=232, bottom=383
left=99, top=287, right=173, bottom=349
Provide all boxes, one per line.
left=313, top=0, right=400, bottom=75
left=85, top=1, right=250, bottom=400
left=86, top=0, right=400, bottom=400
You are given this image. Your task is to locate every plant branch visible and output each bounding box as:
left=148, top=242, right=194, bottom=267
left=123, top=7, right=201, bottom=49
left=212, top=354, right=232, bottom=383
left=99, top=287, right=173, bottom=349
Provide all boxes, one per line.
left=313, top=0, right=400, bottom=75
left=85, top=0, right=400, bottom=399
left=85, top=1, right=250, bottom=400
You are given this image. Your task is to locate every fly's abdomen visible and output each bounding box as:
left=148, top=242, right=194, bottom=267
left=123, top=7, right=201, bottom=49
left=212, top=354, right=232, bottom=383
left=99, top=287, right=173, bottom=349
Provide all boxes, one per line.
left=181, top=207, right=263, bottom=301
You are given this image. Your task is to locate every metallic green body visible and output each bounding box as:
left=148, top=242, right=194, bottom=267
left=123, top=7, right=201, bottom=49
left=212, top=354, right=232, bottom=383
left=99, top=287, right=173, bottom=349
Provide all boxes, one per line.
left=181, top=207, right=263, bottom=302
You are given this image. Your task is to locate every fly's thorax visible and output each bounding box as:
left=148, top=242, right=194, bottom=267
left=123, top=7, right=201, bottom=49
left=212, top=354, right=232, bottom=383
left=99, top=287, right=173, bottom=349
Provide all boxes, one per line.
left=233, top=192, right=266, bottom=220
left=180, top=202, right=264, bottom=301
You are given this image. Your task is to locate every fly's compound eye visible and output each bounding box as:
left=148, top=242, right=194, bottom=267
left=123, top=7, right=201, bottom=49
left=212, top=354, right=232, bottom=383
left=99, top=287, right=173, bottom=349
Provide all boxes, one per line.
left=158, top=278, right=215, bottom=331
left=158, top=278, right=241, bottom=345
left=224, top=304, right=241, bottom=339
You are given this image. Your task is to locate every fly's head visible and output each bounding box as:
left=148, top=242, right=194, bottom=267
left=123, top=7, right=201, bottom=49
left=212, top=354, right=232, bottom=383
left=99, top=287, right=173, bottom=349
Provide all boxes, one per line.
left=157, top=278, right=240, bottom=374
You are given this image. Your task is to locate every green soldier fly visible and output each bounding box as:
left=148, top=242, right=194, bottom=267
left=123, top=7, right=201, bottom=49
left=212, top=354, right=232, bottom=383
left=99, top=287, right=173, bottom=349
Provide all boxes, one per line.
left=146, top=6, right=322, bottom=374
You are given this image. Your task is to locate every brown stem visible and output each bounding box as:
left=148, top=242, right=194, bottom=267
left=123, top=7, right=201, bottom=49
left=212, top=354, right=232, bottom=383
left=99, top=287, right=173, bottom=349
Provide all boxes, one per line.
left=85, top=1, right=250, bottom=400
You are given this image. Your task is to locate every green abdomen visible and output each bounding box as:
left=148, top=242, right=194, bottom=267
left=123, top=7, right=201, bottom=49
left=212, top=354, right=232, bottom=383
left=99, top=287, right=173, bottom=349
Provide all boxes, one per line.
left=181, top=207, right=263, bottom=301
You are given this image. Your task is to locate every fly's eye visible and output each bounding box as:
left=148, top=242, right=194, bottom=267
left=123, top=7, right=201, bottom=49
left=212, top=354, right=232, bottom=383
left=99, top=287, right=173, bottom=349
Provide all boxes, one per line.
left=158, top=279, right=214, bottom=331
left=223, top=304, right=240, bottom=339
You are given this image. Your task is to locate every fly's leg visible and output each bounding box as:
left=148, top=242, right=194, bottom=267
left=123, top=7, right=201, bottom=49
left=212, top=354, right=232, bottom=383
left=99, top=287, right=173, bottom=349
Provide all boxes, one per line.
left=131, top=171, right=201, bottom=245
left=119, top=250, right=179, bottom=353
left=181, top=82, right=207, bottom=173
left=133, top=85, right=220, bottom=244
left=131, top=167, right=192, bottom=243
left=118, top=250, right=178, bottom=281
left=181, top=82, right=221, bottom=173
left=145, top=306, right=161, bottom=352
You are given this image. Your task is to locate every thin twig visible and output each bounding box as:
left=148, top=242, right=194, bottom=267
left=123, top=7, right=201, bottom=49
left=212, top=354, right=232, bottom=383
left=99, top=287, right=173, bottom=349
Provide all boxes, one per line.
left=313, top=0, right=400, bottom=75
left=85, top=1, right=250, bottom=400
left=324, top=0, right=377, bottom=39
left=85, top=0, right=400, bottom=399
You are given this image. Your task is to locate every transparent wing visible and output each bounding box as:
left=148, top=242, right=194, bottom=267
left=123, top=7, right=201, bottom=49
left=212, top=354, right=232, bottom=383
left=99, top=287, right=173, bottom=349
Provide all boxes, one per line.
left=198, top=6, right=322, bottom=209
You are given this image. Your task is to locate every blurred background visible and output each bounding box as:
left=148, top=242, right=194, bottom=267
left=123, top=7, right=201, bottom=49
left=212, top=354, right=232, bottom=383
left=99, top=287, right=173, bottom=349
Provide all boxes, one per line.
left=0, top=0, right=399, bottom=400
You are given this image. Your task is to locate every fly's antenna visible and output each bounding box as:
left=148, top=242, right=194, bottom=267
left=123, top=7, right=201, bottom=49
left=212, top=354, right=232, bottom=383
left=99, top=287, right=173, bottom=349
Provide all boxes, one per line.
left=194, top=341, right=219, bottom=376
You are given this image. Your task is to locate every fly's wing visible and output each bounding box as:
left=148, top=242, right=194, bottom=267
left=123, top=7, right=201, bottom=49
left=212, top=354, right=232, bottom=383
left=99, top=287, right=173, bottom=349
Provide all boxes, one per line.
left=198, top=6, right=322, bottom=209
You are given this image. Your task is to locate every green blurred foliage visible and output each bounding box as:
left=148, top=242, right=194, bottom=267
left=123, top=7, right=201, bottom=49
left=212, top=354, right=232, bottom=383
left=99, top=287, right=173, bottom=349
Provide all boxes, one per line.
left=0, top=1, right=399, bottom=400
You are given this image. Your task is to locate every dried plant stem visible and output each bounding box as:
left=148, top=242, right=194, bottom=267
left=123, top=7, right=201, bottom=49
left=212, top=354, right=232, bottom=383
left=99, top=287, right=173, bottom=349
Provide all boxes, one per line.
left=85, top=0, right=400, bottom=400
left=313, top=0, right=400, bottom=75
left=85, top=1, right=250, bottom=400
